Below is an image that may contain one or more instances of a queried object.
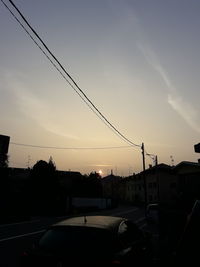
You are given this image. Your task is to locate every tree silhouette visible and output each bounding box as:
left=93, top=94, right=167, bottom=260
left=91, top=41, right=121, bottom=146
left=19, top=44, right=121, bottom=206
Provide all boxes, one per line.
left=82, top=172, right=103, bottom=197
left=0, top=153, right=9, bottom=168
left=48, top=156, right=56, bottom=171
left=29, top=159, right=60, bottom=215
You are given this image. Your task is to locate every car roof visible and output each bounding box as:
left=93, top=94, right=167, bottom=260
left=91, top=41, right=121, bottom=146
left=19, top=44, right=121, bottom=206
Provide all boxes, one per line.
left=147, top=203, right=158, bottom=207
left=51, top=215, right=126, bottom=233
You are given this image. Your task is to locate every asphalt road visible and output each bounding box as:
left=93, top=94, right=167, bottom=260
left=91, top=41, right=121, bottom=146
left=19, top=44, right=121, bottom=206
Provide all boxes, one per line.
left=0, top=205, right=153, bottom=267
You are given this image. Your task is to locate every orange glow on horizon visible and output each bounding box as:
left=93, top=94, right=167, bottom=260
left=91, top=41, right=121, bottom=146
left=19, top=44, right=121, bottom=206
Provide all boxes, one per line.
left=98, top=170, right=103, bottom=176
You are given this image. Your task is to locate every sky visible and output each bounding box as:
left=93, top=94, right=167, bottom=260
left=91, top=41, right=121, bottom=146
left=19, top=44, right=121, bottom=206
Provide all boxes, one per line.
left=1, top=0, right=200, bottom=176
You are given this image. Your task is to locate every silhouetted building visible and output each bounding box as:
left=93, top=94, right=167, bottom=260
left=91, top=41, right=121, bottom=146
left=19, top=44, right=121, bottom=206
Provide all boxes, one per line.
left=121, top=164, right=177, bottom=205
left=174, top=161, right=200, bottom=206
left=0, top=134, right=10, bottom=168
left=101, top=172, right=122, bottom=200
left=144, top=163, right=176, bottom=204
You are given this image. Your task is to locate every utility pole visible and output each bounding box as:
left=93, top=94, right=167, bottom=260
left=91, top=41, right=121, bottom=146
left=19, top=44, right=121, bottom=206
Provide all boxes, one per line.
left=141, top=143, right=146, bottom=170
left=170, top=155, right=174, bottom=166
left=141, top=143, right=147, bottom=214
left=155, top=155, right=158, bottom=165
left=27, top=155, right=31, bottom=169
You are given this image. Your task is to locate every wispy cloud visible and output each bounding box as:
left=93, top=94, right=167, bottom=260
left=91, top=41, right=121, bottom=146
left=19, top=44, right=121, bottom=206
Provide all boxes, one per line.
left=168, top=94, right=200, bottom=132
left=5, top=72, right=80, bottom=140
left=137, top=42, right=200, bottom=133
left=137, top=43, right=174, bottom=91
left=90, top=164, right=113, bottom=167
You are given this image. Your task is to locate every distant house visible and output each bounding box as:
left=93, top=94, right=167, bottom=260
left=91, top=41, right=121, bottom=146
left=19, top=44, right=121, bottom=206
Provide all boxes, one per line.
left=122, top=164, right=177, bottom=205
left=122, top=174, right=144, bottom=204
left=124, top=176, right=135, bottom=203
left=101, top=161, right=200, bottom=207
left=143, top=163, right=176, bottom=204
left=101, top=171, right=122, bottom=200
left=174, top=161, right=200, bottom=204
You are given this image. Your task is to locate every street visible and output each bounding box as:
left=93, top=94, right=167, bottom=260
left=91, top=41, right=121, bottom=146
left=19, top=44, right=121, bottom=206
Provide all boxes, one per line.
left=0, top=205, right=157, bottom=267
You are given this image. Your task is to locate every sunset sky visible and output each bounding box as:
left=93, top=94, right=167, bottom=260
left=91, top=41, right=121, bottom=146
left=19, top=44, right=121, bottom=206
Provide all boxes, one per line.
left=1, top=0, right=200, bottom=176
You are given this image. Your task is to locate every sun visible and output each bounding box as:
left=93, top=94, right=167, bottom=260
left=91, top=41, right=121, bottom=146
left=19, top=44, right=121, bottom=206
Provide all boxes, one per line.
left=98, top=170, right=103, bottom=176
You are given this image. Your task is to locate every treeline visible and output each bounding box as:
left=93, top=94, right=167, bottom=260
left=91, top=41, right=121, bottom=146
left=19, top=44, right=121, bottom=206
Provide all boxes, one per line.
left=0, top=158, right=103, bottom=223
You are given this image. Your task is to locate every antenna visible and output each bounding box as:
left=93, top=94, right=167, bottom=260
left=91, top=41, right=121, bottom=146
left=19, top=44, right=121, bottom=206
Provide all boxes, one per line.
left=26, top=155, right=31, bottom=169
left=170, top=155, right=174, bottom=166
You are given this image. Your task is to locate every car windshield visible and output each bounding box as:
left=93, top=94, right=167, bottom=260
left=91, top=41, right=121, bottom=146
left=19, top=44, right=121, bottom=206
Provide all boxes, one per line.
left=39, top=226, right=114, bottom=256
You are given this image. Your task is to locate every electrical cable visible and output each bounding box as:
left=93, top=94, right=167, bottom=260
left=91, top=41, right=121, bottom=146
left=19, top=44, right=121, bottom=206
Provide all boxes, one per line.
left=0, top=0, right=119, bottom=140
left=10, top=142, right=133, bottom=150
left=1, top=0, right=141, bottom=148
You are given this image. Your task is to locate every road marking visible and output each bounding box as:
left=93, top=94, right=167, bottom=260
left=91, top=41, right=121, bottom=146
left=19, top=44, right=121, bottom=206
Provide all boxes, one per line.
left=111, top=207, right=138, bottom=216
left=0, top=220, right=40, bottom=227
left=0, top=230, right=45, bottom=242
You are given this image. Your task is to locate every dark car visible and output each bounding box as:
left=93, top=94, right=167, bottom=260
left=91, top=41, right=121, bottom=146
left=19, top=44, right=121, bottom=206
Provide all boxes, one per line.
left=20, top=215, right=152, bottom=267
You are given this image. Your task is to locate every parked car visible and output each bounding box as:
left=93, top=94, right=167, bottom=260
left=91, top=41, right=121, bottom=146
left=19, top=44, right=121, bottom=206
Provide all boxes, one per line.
left=20, top=215, right=152, bottom=267
left=146, top=203, right=159, bottom=224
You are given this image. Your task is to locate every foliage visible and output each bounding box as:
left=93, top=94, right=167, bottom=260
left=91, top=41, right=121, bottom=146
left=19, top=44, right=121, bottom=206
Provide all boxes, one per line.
left=77, top=172, right=103, bottom=198
left=48, top=156, right=56, bottom=171
left=0, top=153, right=9, bottom=168
left=29, top=158, right=60, bottom=215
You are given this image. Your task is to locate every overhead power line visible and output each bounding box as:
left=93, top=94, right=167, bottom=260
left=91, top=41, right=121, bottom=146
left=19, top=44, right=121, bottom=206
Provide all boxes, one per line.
left=10, top=142, right=133, bottom=150
left=0, top=0, right=122, bottom=144
left=0, top=0, right=123, bottom=144
left=1, top=0, right=141, bottom=148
